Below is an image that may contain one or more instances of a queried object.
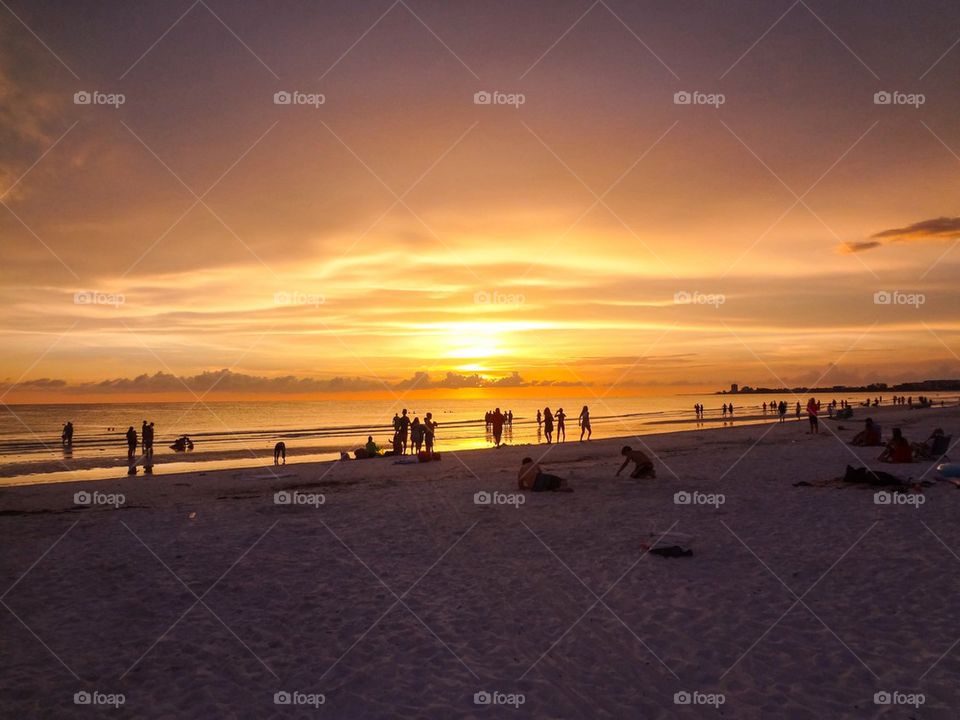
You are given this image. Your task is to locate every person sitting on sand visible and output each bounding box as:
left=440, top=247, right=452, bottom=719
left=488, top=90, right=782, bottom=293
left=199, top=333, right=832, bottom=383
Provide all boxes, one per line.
left=879, top=428, right=913, bottom=464
left=851, top=418, right=881, bottom=447
left=517, top=457, right=570, bottom=492
left=912, top=428, right=947, bottom=459
left=616, top=446, right=656, bottom=479
left=365, top=435, right=381, bottom=457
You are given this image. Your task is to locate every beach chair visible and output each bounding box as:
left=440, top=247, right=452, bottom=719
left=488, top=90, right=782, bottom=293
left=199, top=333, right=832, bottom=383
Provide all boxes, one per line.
left=931, top=434, right=951, bottom=462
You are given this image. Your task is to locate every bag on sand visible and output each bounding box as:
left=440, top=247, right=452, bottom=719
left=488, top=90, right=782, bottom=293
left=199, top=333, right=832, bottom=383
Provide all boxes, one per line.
left=417, top=451, right=441, bottom=463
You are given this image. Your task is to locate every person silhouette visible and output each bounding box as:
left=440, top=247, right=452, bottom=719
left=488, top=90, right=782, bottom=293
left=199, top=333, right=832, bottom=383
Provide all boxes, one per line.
left=556, top=408, right=566, bottom=442
left=578, top=405, right=591, bottom=441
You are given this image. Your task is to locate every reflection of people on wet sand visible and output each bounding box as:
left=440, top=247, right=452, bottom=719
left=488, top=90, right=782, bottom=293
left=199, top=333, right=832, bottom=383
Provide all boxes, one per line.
left=616, top=446, right=656, bottom=478
left=518, top=457, right=571, bottom=492
left=274, top=441, right=286, bottom=465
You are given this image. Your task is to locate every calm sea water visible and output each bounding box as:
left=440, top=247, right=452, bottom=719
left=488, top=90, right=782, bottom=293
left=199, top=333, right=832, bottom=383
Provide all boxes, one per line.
left=1, top=392, right=954, bottom=484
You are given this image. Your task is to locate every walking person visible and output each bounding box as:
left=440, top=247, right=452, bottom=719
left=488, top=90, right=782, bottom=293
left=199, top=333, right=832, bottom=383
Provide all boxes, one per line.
left=578, top=405, right=591, bottom=441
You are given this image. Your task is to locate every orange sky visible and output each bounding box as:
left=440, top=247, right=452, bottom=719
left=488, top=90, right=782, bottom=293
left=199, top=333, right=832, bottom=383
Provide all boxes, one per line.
left=2, top=1, right=960, bottom=403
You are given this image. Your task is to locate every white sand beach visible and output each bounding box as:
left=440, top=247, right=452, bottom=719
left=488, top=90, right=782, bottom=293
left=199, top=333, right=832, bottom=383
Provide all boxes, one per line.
left=2, top=404, right=959, bottom=718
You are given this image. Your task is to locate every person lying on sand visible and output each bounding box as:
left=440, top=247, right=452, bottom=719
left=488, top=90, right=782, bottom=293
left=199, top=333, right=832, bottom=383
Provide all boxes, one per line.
left=517, top=457, right=570, bottom=492
left=879, top=428, right=913, bottom=464
left=851, top=418, right=881, bottom=447
left=616, top=446, right=656, bottom=479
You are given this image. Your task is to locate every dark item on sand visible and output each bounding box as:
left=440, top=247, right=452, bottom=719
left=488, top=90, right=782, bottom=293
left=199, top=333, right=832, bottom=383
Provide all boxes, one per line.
left=274, top=442, right=286, bottom=465
left=418, top=451, right=441, bottom=463
left=842, top=465, right=905, bottom=487
left=650, top=546, right=693, bottom=558
left=170, top=435, right=194, bottom=452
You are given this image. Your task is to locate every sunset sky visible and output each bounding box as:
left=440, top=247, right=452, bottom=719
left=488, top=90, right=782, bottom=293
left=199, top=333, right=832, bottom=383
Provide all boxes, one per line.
left=2, top=0, right=960, bottom=402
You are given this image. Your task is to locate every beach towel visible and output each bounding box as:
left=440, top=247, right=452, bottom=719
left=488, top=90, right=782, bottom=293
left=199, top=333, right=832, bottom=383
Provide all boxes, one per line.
left=642, top=530, right=693, bottom=558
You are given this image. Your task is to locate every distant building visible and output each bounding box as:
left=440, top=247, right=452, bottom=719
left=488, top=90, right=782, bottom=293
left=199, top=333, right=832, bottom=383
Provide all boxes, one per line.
left=730, top=383, right=739, bottom=394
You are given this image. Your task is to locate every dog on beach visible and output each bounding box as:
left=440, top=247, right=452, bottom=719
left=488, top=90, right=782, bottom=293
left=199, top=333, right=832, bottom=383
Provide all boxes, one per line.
left=273, top=441, right=286, bottom=465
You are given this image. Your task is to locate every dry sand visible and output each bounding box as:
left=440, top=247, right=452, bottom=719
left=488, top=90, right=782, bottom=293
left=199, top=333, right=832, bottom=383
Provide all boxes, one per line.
left=1, top=404, right=959, bottom=718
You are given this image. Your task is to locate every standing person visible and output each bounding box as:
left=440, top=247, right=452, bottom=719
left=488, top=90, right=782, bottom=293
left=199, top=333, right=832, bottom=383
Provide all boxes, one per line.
left=779, top=401, right=787, bottom=423
left=795, top=401, right=801, bottom=419
left=63, top=421, right=74, bottom=445
left=729, top=402, right=734, bottom=417
left=491, top=408, right=505, bottom=447
left=144, top=422, right=155, bottom=458
left=507, top=410, right=513, bottom=426
left=410, top=417, right=424, bottom=454
left=125, top=426, right=138, bottom=461
left=397, top=409, right=411, bottom=454
left=543, top=407, right=554, bottom=444
left=722, top=403, right=728, bottom=418
left=141, top=420, right=149, bottom=454
left=578, top=405, right=592, bottom=441
left=424, top=412, right=438, bottom=452
left=556, top=407, right=566, bottom=442
left=536, top=409, right=542, bottom=427
left=806, top=397, right=819, bottom=434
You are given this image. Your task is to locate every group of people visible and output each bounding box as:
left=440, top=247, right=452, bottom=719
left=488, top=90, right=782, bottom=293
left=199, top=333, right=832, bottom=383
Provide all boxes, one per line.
left=850, top=419, right=950, bottom=464
left=360, top=409, right=438, bottom=458
left=60, top=421, right=74, bottom=445
left=535, top=405, right=592, bottom=444
left=124, top=421, right=155, bottom=461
